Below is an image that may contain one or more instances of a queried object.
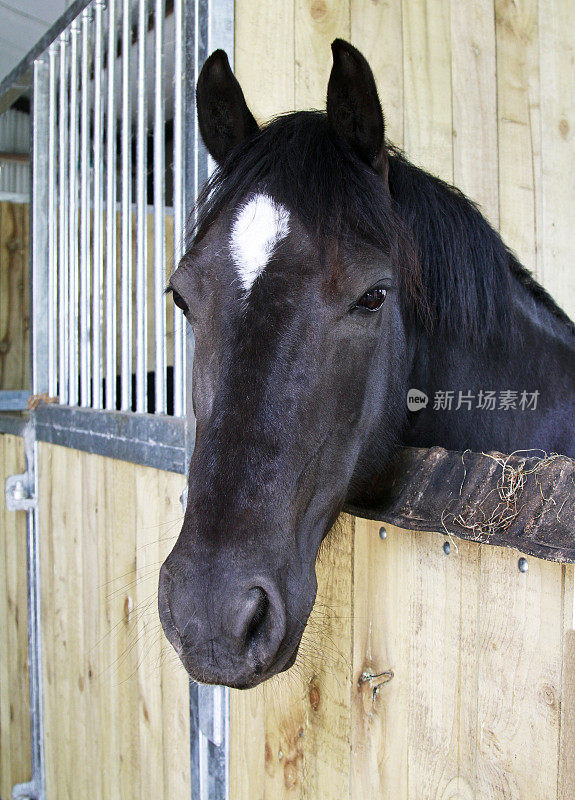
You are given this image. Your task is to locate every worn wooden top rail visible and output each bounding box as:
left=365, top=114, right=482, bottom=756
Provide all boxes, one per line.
left=345, top=446, right=575, bottom=564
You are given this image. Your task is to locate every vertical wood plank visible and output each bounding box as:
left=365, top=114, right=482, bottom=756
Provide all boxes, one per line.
left=495, top=0, right=540, bottom=273
left=235, top=0, right=295, bottom=122
left=40, top=442, right=71, bottom=797
left=538, top=0, right=575, bottom=318
left=407, top=531, right=478, bottom=800
left=0, top=202, right=30, bottom=390
left=81, top=449, right=105, bottom=799
left=559, top=565, right=575, bottom=800
left=98, top=449, right=122, bottom=799
left=38, top=444, right=192, bottom=799
left=350, top=0, right=404, bottom=148
left=135, top=463, right=166, bottom=800
left=451, top=0, right=499, bottom=225
left=65, top=449, right=89, bottom=797
left=159, top=470, right=192, bottom=799
left=295, top=0, right=350, bottom=110
left=230, top=516, right=353, bottom=800
left=229, top=688, right=266, bottom=800
left=111, top=458, right=142, bottom=796
left=262, top=515, right=354, bottom=800
left=351, top=521, right=411, bottom=800
left=402, top=0, right=453, bottom=181
left=476, top=549, right=564, bottom=800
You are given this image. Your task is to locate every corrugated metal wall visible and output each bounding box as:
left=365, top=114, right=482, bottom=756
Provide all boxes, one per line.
left=0, top=109, right=30, bottom=197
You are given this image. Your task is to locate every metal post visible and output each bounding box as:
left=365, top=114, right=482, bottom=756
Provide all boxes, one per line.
left=68, top=19, right=80, bottom=406
left=120, top=0, right=133, bottom=411
left=172, top=0, right=185, bottom=417
left=92, top=0, right=105, bottom=409
left=11, top=431, right=46, bottom=800
left=184, top=3, right=234, bottom=798
left=58, top=31, right=69, bottom=404
left=153, top=0, right=166, bottom=414
left=31, top=58, right=50, bottom=399
left=12, top=58, right=49, bottom=800
left=47, top=45, right=58, bottom=397
left=79, top=8, right=92, bottom=407
left=105, top=0, right=118, bottom=410
left=135, top=0, right=148, bottom=413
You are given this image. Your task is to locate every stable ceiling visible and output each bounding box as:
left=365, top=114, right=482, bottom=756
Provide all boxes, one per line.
left=0, top=1, right=71, bottom=86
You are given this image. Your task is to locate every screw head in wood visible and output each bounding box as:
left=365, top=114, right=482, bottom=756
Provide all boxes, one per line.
left=443, top=541, right=451, bottom=555
left=379, top=526, right=387, bottom=540
left=518, top=557, right=528, bottom=573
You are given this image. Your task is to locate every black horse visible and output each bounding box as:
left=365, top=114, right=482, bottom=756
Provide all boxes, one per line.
left=159, top=40, right=575, bottom=689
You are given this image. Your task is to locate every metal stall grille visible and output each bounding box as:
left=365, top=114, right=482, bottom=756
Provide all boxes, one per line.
left=0, top=0, right=233, bottom=797
left=37, top=0, right=187, bottom=415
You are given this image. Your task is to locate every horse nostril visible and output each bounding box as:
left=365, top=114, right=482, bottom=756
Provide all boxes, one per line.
left=226, top=582, right=286, bottom=675
left=244, top=587, right=270, bottom=647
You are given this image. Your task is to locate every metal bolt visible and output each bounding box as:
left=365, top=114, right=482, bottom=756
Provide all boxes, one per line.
left=12, top=480, right=29, bottom=501
left=518, top=557, right=529, bottom=573
left=443, top=541, right=451, bottom=555
left=379, top=526, right=387, bottom=540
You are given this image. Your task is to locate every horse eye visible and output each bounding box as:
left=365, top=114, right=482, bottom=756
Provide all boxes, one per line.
left=172, top=290, right=189, bottom=314
left=354, top=286, right=387, bottom=312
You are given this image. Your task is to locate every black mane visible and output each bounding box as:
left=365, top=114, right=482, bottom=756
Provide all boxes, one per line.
left=189, top=110, right=573, bottom=343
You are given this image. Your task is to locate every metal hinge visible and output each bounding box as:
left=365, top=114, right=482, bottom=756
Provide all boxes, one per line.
left=5, top=423, right=36, bottom=511
left=5, top=473, right=36, bottom=511
left=12, top=778, right=40, bottom=800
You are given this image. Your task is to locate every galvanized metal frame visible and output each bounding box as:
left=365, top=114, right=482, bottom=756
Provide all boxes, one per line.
left=154, top=0, right=167, bottom=415
left=92, top=0, right=105, bottom=409
left=105, top=0, right=118, bottom=411
left=183, top=2, right=234, bottom=796
left=34, top=405, right=188, bottom=474
left=9, top=425, right=45, bottom=800
left=0, top=390, right=30, bottom=411
left=1, top=0, right=235, bottom=797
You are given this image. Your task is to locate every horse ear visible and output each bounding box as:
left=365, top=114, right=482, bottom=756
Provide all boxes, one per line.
left=196, top=50, right=259, bottom=165
left=326, top=39, right=387, bottom=178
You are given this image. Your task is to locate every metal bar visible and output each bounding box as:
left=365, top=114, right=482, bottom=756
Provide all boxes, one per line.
left=34, top=404, right=188, bottom=474
left=135, top=0, right=148, bottom=413
left=31, top=57, right=50, bottom=399
left=22, top=63, right=48, bottom=800
left=79, top=9, right=92, bottom=407
left=92, top=0, right=105, bottom=409
left=47, top=44, right=58, bottom=397
left=172, top=0, right=184, bottom=417
left=154, top=0, right=166, bottom=414
left=105, top=0, right=118, bottom=410
left=185, top=0, right=205, bottom=429
left=58, top=32, right=69, bottom=404
left=29, top=73, right=47, bottom=800
left=121, top=0, right=133, bottom=411
left=11, top=431, right=46, bottom=800
left=68, top=19, right=80, bottom=406
left=195, top=8, right=234, bottom=798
